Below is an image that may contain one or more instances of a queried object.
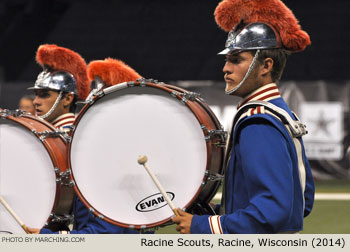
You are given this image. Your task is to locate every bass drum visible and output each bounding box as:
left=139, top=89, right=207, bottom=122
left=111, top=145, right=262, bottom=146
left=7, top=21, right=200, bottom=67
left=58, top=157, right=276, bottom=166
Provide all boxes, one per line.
left=0, top=110, right=73, bottom=234
left=68, top=80, right=226, bottom=229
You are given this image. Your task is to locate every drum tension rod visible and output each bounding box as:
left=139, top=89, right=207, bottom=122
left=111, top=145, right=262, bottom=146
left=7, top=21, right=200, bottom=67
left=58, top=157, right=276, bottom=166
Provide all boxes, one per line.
left=0, top=109, right=26, bottom=118
left=33, top=129, right=72, bottom=142
left=180, top=91, right=202, bottom=104
left=56, top=169, right=74, bottom=187
left=205, top=171, right=224, bottom=182
left=80, top=77, right=105, bottom=105
left=201, top=125, right=228, bottom=147
left=136, top=77, right=159, bottom=85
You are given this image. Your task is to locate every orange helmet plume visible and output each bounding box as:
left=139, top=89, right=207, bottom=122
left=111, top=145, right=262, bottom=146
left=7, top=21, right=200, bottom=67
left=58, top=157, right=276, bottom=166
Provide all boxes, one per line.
left=214, top=0, right=310, bottom=52
left=36, top=44, right=90, bottom=100
left=87, top=58, right=142, bottom=87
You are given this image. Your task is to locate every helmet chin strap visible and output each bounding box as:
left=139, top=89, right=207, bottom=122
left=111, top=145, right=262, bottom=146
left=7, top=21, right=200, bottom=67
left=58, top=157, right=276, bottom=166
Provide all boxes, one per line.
left=225, top=49, right=260, bottom=95
left=39, top=91, right=63, bottom=120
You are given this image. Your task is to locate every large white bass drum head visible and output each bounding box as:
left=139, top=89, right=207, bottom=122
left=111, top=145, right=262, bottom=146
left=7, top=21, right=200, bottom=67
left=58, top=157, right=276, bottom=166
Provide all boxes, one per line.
left=69, top=82, right=225, bottom=229
left=0, top=111, right=72, bottom=234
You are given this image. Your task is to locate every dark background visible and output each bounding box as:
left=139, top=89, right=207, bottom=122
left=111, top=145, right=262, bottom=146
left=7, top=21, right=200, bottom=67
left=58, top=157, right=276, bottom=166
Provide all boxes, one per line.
left=0, top=0, right=348, bottom=85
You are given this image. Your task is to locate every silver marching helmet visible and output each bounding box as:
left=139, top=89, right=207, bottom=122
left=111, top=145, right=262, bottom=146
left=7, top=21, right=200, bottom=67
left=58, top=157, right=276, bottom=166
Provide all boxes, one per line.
left=219, top=22, right=282, bottom=95
left=219, top=22, right=281, bottom=55
left=28, top=70, right=77, bottom=119
left=29, top=70, right=77, bottom=94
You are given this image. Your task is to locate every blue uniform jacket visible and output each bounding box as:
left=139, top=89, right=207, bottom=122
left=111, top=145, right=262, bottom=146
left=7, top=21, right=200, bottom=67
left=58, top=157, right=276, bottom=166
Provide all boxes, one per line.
left=40, top=196, right=137, bottom=234
left=191, top=97, right=315, bottom=233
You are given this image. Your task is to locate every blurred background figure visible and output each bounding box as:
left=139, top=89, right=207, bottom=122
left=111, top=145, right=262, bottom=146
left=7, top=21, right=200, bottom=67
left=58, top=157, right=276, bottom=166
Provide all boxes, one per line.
left=18, top=94, right=35, bottom=114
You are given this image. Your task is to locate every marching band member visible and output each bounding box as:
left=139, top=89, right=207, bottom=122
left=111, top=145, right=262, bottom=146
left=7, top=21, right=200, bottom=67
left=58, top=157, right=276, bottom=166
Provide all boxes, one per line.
left=18, top=94, right=35, bottom=115
left=173, top=0, right=315, bottom=234
left=26, top=44, right=139, bottom=234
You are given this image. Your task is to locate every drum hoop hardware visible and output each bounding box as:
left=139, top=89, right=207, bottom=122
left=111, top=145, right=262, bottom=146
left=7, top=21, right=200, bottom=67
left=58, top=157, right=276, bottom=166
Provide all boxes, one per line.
left=201, top=125, right=227, bottom=147
left=182, top=92, right=202, bottom=102
left=32, top=129, right=71, bottom=142
left=0, top=109, right=27, bottom=118
left=79, top=77, right=105, bottom=105
left=48, top=213, right=73, bottom=223
left=205, top=170, right=224, bottom=182
left=67, top=125, right=76, bottom=131
left=138, top=226, right=158, bottom=233
left=125, top=78, right=160, bottom=88
left=127, top=81, right=135, bottom=87
left=136, top=78, right=159, bottom=85
left=56, top=169, right=74, bottom=187
left=170, top=91, right=178, bottom=98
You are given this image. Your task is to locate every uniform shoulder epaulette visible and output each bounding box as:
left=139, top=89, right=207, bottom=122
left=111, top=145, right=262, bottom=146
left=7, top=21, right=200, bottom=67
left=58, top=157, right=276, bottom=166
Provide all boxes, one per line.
left=233, top=101, right=307, bottom=138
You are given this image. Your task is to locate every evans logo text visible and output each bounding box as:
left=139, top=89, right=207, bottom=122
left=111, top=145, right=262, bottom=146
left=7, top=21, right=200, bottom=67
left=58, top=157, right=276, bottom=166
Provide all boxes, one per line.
left=136, top=192, right=175, bottom=212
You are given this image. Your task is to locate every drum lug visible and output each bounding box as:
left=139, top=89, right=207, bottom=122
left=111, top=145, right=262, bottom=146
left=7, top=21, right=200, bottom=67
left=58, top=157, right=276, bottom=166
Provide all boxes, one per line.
left=59, top=169, right=71, bottom=178
left=34, top=130, right=68, bottom=141
left=137, top=226, right=158, bottom=234
left=180, top=91, right=202, bottom=104
left=205, top=170, right=224, bottom=182
left=136, top=77, right=159, bottom=85
left=62, top=134, right=72, bottom=143
left=89, top=209, right=105, bottom=220
left=171, top=90, right=179, bottom=98
left=80, top=77, right=105, bottom=105
left=201, top=125, right=227, bottom=148
left=56, top=177, right=74, bottom=187
left=183, top=91, right=202, bottom=102
left=59, top=180, right=75, bottom=188
left=58, top=169, right=75, bottom=187
left=0, top=109, right=25, bottom=118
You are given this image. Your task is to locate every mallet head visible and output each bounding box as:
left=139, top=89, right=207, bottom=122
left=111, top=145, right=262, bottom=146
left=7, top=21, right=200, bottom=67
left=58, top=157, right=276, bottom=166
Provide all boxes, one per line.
left=137, top=155, right=148, bottom=165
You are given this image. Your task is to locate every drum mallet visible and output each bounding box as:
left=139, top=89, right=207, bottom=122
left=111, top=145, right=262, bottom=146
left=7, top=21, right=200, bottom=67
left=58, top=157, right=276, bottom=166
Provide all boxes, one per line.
left=0, top=195, right=29, bottom=234
left=137, top=155, right=179, bottom=216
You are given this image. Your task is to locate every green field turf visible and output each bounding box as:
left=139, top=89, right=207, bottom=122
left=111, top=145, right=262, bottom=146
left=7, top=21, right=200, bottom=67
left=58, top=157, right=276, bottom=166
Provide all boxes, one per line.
left=302, top=200, right=350, bottom=234
left=155, top=179, right=350, bottom=234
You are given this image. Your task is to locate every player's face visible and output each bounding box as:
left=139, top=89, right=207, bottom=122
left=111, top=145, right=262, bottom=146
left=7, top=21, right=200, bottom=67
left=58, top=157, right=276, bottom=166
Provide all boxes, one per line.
left=33, top=90, right=66, bottom=122
left=222, top=51, right=260, bottom=97
left=19, top=98, right=35, bottom=114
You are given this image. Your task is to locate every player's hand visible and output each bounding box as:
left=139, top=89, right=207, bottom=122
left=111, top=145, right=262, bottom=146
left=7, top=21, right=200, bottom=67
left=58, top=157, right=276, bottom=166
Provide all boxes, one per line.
left=172, top=208, right=193, bottom=234
left=26, top=227, right=40, bottom=234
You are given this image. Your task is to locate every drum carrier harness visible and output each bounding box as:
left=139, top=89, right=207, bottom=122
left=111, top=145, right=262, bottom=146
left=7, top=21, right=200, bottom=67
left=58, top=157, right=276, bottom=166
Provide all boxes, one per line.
left=221, top=100, right=308, bottom=214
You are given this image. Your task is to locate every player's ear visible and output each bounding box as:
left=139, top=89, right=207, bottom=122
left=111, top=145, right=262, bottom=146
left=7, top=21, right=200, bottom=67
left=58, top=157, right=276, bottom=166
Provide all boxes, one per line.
left=261, top=57, right=273, bottom=76
left=63, top=93, right=74, bottom=108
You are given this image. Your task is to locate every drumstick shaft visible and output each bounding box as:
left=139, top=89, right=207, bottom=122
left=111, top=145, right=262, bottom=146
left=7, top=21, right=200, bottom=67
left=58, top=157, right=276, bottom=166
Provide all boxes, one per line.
left=0, top=195, right=29, bottom=233
left=140, top=160, right=179, bottom=216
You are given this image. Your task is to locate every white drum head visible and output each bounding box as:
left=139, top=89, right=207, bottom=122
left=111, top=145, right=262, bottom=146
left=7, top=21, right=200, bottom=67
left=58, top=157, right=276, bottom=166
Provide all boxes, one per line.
left=0, top=119, right=56, bottom=234
left=70, top=86, right=208, bottom=227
